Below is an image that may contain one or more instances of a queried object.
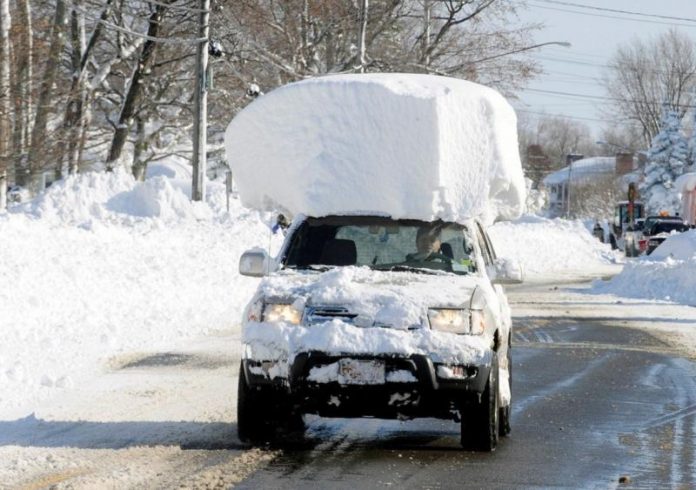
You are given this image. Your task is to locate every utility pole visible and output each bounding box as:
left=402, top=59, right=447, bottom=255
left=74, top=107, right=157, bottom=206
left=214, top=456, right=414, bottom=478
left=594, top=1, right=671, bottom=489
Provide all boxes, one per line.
left=566, top=161, right=573, bottom=218
left=423, top=0, right=431, bottom=69
left=192, top=0, right=209, bottom=202
left=357, top=0, right=368, bottom=72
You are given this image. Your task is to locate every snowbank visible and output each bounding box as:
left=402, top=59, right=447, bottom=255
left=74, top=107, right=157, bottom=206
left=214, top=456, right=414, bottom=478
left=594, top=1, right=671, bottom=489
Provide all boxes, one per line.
left=651, top=229, right=696, bottom=261
left=0, top=170, right=281, bottom=416
left=592, top=257, right=696, bottom=306
left=225, top=74, right=525, bottom=225
left=488, top=215, right=621, bottom=281
left=593, top=230, right=696, bottom=305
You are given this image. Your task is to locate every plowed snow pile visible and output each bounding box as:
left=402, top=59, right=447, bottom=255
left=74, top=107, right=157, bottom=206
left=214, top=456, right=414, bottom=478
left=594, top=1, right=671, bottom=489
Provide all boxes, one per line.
left=0, top=170, right=281, bottom=416
left=593, top=230, right=696, bottom=305
left=488, top=215, right=621, bottom=281
left=225, top=74, right=525, bottom=224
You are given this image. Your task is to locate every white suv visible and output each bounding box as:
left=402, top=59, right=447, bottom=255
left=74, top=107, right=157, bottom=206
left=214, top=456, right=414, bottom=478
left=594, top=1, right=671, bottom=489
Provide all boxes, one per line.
left=237, top=214, right=521, bottom=451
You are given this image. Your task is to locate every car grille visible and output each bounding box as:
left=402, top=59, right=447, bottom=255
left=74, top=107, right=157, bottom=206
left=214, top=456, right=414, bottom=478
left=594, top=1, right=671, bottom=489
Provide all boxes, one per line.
left=304, top=306, right=358, bottom=325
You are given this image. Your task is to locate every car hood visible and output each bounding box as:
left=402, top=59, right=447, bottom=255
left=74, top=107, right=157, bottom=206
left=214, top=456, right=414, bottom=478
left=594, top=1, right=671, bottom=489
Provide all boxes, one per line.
left=255, top=266, right=483, bottom=329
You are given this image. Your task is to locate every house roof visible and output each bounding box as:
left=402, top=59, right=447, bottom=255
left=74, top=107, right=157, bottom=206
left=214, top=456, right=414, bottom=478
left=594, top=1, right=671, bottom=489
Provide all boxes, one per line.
left=542, top=156, right=617, bottom=186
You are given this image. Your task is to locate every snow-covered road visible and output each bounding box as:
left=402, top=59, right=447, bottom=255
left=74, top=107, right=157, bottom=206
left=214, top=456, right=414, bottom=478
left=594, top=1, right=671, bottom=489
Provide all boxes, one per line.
left=2, top=279, right=695, bottom=488
left=0, top=329, right=278, bottom=488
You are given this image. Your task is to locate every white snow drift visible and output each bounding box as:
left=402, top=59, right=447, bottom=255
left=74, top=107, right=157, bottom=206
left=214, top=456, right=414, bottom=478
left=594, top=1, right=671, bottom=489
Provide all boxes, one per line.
left=488, top=215, right=621, bottom=281
left=594, top=230, right=696, bottom=305
left=0, top=170, right=281, bottom=416
left=225, top=74, right=526, bottom=225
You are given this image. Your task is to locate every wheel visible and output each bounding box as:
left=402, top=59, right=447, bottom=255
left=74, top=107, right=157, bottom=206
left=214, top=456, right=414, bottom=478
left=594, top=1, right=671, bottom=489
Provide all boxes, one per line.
left=498, top=342, right=512, bottom=437
left=461, top=353, right=499, bottom=451
left=237, top=362, right=305, bottom=445
left=237, top=363, right=273, bottom=444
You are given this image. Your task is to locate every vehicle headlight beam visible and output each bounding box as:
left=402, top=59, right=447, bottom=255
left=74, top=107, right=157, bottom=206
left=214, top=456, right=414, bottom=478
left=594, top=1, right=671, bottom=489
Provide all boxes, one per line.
left=262, top=303, right=302, bottom=324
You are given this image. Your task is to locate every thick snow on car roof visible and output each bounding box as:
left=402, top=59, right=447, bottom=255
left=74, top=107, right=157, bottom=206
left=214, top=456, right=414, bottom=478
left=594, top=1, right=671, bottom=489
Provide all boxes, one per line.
left=225, top=74, right=525, bottom=225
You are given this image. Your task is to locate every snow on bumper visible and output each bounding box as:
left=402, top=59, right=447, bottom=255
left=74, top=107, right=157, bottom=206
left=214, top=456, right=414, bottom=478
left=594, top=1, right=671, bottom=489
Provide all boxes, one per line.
left=242, top=318, right=492, bottom=380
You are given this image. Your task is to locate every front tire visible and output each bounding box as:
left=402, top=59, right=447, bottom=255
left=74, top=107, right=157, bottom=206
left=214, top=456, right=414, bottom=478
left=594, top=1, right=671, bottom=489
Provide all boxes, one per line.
left=499, top=345, right=512, bottom=437
left=237, top=362, right=305, bottom=445
left=461, top=353, right=499, bottom=451
left=237, top=363, right=273, bottom=444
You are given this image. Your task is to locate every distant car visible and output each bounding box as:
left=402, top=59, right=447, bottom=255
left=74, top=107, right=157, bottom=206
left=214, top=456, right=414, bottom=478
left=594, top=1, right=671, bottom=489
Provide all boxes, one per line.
left=640, top=216, right=689, bottom=255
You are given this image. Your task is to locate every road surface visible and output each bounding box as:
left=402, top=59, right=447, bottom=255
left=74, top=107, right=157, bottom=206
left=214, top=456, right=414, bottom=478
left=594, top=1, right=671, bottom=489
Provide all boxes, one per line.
left=239, top=281, right=696, bottom=489
left=2, top=280, right=695, bottom=489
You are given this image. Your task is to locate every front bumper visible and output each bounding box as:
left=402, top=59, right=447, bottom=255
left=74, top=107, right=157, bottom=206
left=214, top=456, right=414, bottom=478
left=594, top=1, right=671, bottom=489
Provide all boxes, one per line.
left=242, top=351, right=491, bottom=420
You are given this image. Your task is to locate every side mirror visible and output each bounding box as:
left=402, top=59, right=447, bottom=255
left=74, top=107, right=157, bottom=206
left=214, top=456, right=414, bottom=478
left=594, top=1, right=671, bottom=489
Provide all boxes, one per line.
left=239, top=248, right=273, bottom=277
left=489, top=257, right=523, bottom=285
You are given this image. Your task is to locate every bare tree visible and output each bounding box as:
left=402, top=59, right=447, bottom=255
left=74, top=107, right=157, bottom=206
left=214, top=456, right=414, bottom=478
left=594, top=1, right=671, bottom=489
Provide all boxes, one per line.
left=518, top=114, right=595, bottom=186
left=26, top=0, right=68, bottom=190
left=0, top=0, right=10, bottom=209
left=105, top=2, right=168, bottom=171
left=603, top=29, right=696, bottom=146
left=13, top=0, right=33, bottom=161
left=570, top=176, right=619, bottom=220
left=216, top=0, right=540, bottom=95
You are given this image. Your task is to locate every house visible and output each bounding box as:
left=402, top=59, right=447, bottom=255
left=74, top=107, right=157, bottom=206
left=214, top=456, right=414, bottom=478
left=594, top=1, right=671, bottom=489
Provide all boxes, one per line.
left=542, top=152, right=641, bottom=217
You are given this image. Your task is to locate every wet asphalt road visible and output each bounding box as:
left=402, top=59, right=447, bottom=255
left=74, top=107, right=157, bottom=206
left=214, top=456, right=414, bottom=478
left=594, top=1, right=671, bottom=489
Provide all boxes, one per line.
left=237, top=288, right=696, bottom=489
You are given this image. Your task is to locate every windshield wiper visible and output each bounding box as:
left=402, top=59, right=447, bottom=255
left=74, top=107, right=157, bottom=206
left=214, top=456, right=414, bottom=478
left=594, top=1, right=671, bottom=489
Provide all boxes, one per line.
left=372, top=265, right=441, bottom=275
left=284, top=264, right=334, bottom=272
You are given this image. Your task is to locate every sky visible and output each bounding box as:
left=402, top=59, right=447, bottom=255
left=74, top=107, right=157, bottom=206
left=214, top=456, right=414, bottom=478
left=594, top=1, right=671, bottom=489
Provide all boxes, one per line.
left=515, top=0, right=696, bottom=140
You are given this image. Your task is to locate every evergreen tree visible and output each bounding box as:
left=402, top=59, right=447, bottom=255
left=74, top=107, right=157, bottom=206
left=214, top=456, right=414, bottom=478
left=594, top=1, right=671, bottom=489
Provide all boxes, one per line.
left=688, top=107, right=696, bottom=170
left=640, top=109, right=688, bottom=214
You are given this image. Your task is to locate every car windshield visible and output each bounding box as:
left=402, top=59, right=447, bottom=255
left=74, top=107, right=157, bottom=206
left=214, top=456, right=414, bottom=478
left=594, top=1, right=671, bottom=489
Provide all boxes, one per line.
left=650, top=221, right=688, bottom=234
left=283, top=216, right=477, bottom=275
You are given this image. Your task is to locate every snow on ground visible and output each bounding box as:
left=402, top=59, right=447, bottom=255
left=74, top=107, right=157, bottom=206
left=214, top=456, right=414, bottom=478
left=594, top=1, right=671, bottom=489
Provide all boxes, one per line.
left=488, top=214, right=622, bottom=282
left=592, top=230, right=696, bottom=306
left=0, top=169, right=281, bottom=417
left=225, top=74, right=526, bottom=225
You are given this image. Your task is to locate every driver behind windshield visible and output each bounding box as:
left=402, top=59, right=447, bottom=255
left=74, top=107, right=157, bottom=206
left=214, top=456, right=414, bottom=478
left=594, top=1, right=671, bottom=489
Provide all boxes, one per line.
left=407, top=226, right=448, bottom=262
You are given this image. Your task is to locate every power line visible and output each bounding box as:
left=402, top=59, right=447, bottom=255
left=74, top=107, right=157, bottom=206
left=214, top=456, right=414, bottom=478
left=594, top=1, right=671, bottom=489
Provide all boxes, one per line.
left=515, top=108, right=634, bottom=124
left=528, top=2, right=696, bottom=28
left=524, top=87, right=696, bottom=109
left=533, top=54, right=696, bottom=79
left=535, top=0, right=696, bottom=23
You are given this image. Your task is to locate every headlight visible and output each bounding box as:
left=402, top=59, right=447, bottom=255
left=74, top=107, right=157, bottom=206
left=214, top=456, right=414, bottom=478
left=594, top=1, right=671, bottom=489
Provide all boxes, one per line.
left=428, top=308, right=469, bottom=334
left=262, top=303, right=302, bottom=324
left=427, top=308, right=485, bottom=335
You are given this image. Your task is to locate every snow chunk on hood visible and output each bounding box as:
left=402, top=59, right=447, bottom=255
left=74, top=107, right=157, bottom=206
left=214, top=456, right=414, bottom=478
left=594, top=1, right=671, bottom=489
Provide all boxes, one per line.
left=257, top=266, right=479, bottom=329
left=225, top=74, right=525, bottom=225
left=243, top=267, right=491, bottom=367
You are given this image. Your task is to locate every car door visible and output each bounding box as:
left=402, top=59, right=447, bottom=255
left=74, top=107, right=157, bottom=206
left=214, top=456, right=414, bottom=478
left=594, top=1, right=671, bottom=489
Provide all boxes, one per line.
left=475, top=221, right=513, bottom=336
